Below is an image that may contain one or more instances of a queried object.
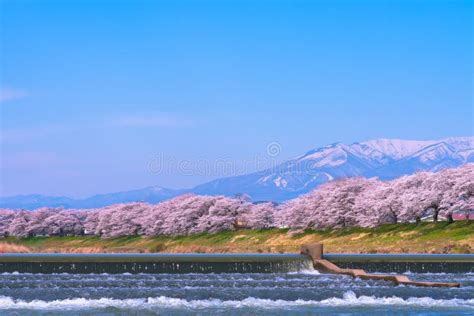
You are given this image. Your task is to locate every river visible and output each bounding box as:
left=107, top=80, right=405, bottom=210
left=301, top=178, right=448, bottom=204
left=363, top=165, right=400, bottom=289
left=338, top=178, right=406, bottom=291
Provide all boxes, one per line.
left=0, top=270, right=473, bottom=315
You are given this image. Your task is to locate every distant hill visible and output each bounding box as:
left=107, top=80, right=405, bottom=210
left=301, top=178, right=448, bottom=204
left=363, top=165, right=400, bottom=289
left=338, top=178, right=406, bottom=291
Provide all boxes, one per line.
left=2, top=137, right=472, bottom=209
left=0, top=187, right=183, bottom=210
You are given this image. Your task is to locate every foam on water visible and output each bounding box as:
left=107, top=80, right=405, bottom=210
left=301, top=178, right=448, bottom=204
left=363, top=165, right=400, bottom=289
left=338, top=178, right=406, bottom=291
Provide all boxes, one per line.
left=288, top=268, right=321, bottom=275
left=0, top=291, right=473, bottom=311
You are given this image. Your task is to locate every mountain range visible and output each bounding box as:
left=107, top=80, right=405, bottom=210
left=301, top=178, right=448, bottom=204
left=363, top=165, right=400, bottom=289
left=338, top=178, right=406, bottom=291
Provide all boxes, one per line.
left=1, top=137, right=472, bottom=209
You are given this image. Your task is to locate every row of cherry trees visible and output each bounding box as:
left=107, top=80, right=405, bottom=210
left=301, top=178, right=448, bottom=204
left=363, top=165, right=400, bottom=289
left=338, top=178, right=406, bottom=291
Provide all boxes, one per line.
left=1, top=164, right=472, bottom=237
left=280, top=164, right=473, bottom=229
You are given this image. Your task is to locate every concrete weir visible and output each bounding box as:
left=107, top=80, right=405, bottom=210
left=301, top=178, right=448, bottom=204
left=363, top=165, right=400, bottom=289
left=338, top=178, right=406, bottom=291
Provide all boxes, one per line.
left=0, top=253, right=312, bottom=274
left=300, top=244, right=460, bottom=288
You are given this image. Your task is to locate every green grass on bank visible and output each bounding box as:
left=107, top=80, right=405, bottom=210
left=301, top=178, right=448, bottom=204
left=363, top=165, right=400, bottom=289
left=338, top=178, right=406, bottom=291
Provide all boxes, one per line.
left=1, top=222, right=473, bottom=254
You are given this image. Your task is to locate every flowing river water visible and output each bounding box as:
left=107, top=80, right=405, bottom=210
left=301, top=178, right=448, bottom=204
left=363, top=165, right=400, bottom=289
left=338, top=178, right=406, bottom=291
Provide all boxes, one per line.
left=0, top=270, right=473, bottom=315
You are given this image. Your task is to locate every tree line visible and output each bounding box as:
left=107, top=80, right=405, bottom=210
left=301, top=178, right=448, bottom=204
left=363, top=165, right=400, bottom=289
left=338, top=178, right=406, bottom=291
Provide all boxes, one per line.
left=0, top=164, right=472, bottom=238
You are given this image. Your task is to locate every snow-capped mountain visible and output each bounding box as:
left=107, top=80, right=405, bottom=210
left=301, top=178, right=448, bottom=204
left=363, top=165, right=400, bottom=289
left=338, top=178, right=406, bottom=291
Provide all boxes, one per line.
left=1, top=137, right=472, bottom=209
left=192, top=136, right=474, bottom=201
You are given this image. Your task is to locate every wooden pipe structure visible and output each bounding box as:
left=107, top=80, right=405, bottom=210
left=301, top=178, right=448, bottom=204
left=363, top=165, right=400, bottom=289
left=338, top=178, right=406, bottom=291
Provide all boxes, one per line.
left=300, top=244, right=460, bottom=288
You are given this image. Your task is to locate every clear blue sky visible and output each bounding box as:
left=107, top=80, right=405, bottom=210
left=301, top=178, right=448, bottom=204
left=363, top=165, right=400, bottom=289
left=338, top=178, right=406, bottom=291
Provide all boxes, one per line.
left=1, top=0, right=472, bottom=197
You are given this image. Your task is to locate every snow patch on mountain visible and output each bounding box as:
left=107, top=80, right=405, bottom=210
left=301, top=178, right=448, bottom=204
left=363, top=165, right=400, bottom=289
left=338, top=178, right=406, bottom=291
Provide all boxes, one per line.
left=361, top=138, right=436, bottom=159
left=273, top=176, right=288, bottom=188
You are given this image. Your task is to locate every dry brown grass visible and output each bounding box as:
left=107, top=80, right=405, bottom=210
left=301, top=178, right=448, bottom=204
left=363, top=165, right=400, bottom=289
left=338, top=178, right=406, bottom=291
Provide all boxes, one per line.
left=40, top=247, right=105, bottom=253
left=0, top=242, right=31, bottom=253
left=2, top=222, right=473, bottom=254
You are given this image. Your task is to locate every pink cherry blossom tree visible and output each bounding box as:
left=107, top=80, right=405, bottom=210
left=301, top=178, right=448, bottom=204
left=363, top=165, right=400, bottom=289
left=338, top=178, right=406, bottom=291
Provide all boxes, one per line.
left=0, top=209, right=15, bottom=237
left=241, top=202, right=275, bottom=229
